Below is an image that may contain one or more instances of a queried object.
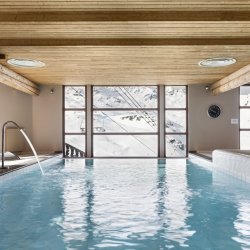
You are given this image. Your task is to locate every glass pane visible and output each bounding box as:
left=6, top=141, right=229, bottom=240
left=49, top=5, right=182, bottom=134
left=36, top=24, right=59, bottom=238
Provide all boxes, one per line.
left=93, top=110, right=158, bottom=133
left=165, top=111, right=186, bottom=133
left=240, top=86, right=250, bottom=107
left=240, top=131, right=250, bottom=149
left=94, top=135, right=157, bottom=157
left=65, top=111, right=85, bottom=133
left=65, top=135, right=85, bottom=156
left=166, top=135, right=186, bottom=157
left=93, top=86, right=157, bottom=108
left=240, top=109, right=250, bottom=129
left=65, top=86, right=85, bottom=108
left=165, top=86, right=186, bottom=108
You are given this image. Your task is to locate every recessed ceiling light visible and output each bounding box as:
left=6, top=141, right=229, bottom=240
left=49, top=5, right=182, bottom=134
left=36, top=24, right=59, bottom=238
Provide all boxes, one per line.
left=199, top=58, right=236, bottom=67
left=7, top=58, right=45, bottom=68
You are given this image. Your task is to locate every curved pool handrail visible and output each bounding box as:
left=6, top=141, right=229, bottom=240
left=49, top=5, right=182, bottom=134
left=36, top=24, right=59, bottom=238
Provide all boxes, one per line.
left=1, top=121, right=21, bottom=169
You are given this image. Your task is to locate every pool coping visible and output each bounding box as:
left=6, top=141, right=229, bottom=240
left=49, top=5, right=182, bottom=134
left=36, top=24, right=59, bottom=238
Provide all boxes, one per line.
left=0, top=154, right=62, bottom=177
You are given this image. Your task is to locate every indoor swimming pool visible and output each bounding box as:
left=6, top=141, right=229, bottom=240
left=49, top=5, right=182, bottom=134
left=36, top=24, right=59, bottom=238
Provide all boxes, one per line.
left=0, top=158, right=250, bottom=250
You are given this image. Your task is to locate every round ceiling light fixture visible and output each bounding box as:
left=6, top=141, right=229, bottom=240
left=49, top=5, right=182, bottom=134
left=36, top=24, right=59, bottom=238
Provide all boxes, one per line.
left=199, top=58, right=236, bottom=67
left=7, top=58, right=45, bottom=68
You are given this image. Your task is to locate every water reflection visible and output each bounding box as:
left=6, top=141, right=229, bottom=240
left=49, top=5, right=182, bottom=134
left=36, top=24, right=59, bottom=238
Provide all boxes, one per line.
left=157, top=160, right=195, bottom=249
left=52, top=159, right=250, bottom=250
left=2, top=159, right=250, bottom=249
left=187, top=163, right=247, bottom=250
left=212, top=170, right=250, bottom=250
left=90, top=159, right=195, bottom=248
left=233, top=201, right=250, bottom=249
left=92, top=161, right=160, bottom=248
left=53, top=160, right=92, bottom=249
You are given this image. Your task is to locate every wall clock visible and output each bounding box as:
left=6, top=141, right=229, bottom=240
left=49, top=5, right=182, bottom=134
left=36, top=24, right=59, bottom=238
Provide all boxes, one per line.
left=207, top=105, right=221, bottom=118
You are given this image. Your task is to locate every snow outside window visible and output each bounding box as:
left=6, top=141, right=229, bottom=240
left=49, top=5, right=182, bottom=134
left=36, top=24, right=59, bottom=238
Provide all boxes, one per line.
left=240, top=86, right=250, bottom=149
left=165, top=86, right=187, bottom=157
left=93, top=86, right=158, bottom=157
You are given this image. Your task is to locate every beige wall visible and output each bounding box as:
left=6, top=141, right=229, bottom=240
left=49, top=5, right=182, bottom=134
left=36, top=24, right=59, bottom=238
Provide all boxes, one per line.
left=0, top=84, right=32, bottom=152
left=188, top=84, right=240, bottom=151
left=0, top=83, right=240, bottom=154
left=32, top=85, right=62, bottom=153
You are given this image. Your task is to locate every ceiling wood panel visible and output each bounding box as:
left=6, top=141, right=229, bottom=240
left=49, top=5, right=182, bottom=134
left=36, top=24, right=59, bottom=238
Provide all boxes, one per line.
left=1, top=1, right=250, bottom=11
left=1, top=11, right=250, bottom=22
left=1, top=1, right=250, bottom=88
left=2, top=38, right=250, bottom=46
left=211, top=64, right=250, bottom=95
left=0, top=45, right=250, bottom=85
left=1, top=22, right=250, bottom=39
left=0, top=64, right=39, bottom=95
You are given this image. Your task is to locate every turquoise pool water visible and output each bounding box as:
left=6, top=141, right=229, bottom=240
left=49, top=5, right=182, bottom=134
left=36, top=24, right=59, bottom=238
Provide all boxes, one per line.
left=0, top=158, right=250, bottom=250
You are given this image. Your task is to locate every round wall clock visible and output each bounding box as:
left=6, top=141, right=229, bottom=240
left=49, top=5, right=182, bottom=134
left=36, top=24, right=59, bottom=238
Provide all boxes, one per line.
left=207, top=105, right=221, bottom=118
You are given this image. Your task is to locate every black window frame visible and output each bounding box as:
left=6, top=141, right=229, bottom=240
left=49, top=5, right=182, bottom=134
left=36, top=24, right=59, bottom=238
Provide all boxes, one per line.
left=164, top=85, right=188, bottom=158
left=62, top=85, right=189, bottom=158
left=239, top=84, right=250, bottom=149
left=63, top=86, right=87, bottom=158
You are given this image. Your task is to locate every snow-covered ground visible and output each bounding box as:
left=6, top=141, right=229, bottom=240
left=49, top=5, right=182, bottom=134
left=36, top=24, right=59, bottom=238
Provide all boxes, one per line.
left=240, top=132, right=250, bottom=150
left=65, top=111, right=85, bottom=133
left=93, top=86, right=157, bottom=109
left=240, top=109, right=250, bottom=129
left=240, top=87, right=250, bottom=149
left=65, top=135, right=85, bottom=152
left=94, top=135, right=157, bottom=157
left=65, top=86, right=85, bottom=108
left=65, top=86, right=187, bottom=157
left=166, top=135, right=186, bottom=157
left=165, top=86, right=186, bottom=108
left=93, top=111, right=157, bottom=133
left=240, top=86, right=250, bottom=107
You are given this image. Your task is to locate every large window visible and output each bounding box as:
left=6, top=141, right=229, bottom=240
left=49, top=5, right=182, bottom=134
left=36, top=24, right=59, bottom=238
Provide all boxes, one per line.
left=93, top=86, right=158, bottom=157
left=240, top=85, right=250, bottom=149
left=165, top=86, right=187, bottom=157
left=63, top=86, right=86, bottom=157
left=63, top=85, right=188, bottom=158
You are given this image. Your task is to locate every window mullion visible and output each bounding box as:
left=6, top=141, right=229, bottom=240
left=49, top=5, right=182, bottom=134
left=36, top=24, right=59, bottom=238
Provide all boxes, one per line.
left=86, top=85, right=92, bottom=158
left=159, top=85, right=165, bottom=158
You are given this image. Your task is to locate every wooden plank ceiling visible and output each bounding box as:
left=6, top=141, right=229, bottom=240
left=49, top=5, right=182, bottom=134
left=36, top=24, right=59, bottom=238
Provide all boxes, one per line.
left=0, top=0, right=250, bottom=86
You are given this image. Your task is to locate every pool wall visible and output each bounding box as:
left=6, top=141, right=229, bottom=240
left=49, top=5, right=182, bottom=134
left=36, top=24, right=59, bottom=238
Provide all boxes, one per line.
left=212, top=149, right=250, bottom=183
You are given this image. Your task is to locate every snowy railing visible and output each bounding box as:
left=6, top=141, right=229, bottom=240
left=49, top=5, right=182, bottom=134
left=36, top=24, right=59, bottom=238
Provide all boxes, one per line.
left=65, top=143, right=85, bottom=158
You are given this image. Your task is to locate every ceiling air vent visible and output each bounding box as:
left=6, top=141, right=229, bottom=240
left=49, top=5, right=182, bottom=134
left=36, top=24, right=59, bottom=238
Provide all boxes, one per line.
left=199, top=58, right=236, bottom=67
left=7, top=58, right=45, bottom=68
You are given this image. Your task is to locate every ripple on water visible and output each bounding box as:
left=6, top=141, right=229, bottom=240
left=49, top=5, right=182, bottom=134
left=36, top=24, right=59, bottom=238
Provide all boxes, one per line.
left=0, top=159, right=250, bottom=250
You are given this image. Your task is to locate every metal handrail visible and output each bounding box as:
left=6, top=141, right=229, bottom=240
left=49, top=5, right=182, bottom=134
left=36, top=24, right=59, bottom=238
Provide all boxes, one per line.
left=1, top=121, right=21, bottom=169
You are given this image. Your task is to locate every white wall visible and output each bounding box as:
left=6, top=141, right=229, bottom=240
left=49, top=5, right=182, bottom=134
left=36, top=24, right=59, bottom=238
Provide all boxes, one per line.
left=0, top=84, right=32, bottom=152
left=188, top=84, right=239, bottom=151
left=32, top=85, right=62, bottom=153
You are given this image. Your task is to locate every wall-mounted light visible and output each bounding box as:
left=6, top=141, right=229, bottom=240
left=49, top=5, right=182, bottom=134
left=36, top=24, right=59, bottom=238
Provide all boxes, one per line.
left=50, top=88, right=54, bottom=94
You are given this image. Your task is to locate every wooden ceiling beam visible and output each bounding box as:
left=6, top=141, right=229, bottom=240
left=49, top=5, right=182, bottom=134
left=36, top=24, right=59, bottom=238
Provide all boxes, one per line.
left=211, top=64, right=250, bottom=95
left=1, top=11, right=250, bottom=22
left=0, top=64, right=40, bottom=95
left=1, top=38, right=250, bottom=46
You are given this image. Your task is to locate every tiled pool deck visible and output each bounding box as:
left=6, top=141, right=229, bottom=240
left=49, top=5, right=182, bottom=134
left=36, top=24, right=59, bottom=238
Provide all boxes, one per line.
left=0, top=153, right=60, bottom=176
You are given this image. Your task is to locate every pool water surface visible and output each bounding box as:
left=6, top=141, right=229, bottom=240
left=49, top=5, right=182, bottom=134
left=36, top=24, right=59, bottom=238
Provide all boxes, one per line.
left=0, top=158, right=250, bottom=250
